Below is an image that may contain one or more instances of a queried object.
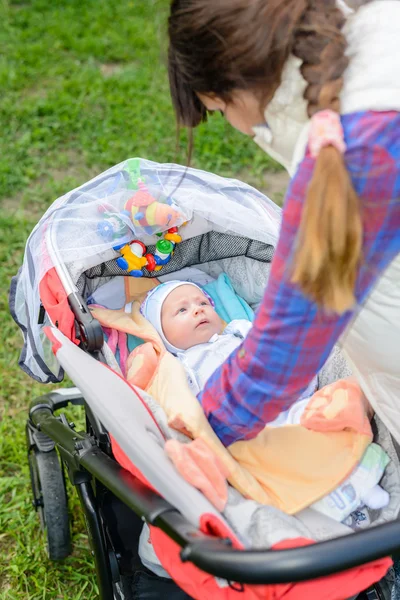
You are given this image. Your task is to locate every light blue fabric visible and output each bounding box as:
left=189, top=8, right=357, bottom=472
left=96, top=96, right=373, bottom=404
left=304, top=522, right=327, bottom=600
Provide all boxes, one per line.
left=204, top=273, right=254, bottom=323
left=127, top=333, right=143, bottom=353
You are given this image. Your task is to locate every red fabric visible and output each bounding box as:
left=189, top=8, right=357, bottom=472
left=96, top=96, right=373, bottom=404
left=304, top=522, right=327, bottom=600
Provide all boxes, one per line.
left=43, top=326, right=62, bottom=355
left=110, top=433, right=158, bottom=494
left=39, top=268, right=79, bottom=344
left=150, top=524, right=265, bottom=600
left=272, top=538, right=392, bottom=600
left=199, top=513, right=243, bottom=548
left=149, top=526, right=392, bottom=600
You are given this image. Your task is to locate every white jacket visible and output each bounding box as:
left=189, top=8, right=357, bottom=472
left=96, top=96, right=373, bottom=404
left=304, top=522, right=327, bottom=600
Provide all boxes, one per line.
left=252, top=1, right=400, bottom=442
left=342, top=255, right=400, bottom=443
left=252, top=0, right=400, bottom=176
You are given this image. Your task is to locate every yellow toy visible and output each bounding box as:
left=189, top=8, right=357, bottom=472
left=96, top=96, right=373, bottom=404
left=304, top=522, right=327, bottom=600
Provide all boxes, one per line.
left=115, top=229, right=183, bottom=278
left=115, top=241, right=149, bottom=277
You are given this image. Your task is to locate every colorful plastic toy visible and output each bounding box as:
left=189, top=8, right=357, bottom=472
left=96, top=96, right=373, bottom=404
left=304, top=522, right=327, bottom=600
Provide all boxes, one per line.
left=97, top=209, right=129, bottom=242
left=114, top=226, right=183, bottom=277
left=114, top=240, right=149, bottom=277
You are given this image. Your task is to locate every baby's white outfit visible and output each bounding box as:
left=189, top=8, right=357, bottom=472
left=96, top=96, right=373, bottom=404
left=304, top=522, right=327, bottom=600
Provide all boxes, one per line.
left=176, top=318, right=320, bottom=403
left=177, top=319, right=249, bottom=395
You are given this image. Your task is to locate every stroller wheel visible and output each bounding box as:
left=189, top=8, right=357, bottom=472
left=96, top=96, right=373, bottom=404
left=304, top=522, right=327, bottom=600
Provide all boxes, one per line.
left=28, top=447, right=71, bottom=560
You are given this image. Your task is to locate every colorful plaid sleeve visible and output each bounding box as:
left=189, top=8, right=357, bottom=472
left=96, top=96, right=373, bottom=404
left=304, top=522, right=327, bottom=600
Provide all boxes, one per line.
left=199, top=111, right=400, bottom=446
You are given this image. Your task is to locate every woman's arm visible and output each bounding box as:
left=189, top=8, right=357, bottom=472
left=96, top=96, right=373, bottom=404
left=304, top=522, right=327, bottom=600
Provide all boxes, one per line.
left=199, top=161, right=353, bottom=445
left=199, top=111, right=400, bottom=446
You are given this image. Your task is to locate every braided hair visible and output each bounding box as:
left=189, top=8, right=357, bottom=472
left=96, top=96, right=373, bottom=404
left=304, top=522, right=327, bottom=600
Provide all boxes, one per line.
left=291, top=1, right=362, bottom=312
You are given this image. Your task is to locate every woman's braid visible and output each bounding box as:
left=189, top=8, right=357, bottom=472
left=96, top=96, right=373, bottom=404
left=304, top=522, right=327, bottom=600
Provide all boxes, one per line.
left=293, top=0, right=348, bottom=117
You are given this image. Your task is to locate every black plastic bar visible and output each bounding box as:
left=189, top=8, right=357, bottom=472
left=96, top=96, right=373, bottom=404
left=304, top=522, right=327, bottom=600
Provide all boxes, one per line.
left=29, top=393, right=400, bottom=584
left=74, top=437, right=400, bottom=585
left=29, top=395, right=176, bottom=522
left=30, top=407, right=85, bottom=460
left=68, top=292, right=104, bottom=352
left=76, top=481, right=114, bottom=600
left=30, top=389, right=84, bottom=413
left=79, top=446, right=175, bottom=525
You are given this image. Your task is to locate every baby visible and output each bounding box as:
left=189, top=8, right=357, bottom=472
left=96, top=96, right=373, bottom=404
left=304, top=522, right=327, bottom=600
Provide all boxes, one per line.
left=140, top=280, right=317, bottom=399
left=141, top=280, right=252, bottom=395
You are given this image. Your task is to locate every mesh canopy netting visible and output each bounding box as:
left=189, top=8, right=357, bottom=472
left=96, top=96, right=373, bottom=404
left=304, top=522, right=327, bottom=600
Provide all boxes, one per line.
left=10, top=158, right=281, bottom=383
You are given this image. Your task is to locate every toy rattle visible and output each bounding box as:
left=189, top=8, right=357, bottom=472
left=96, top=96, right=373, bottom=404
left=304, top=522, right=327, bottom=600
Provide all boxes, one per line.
left=114, top=227, right=182, bottom=277
left=97, top=170, right=185, bottom=276
left=97, top=210, right=129, bottom=242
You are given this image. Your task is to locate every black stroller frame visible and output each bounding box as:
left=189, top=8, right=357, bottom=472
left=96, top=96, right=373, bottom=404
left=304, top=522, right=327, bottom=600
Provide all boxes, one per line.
left=25, top=298, right=400, bottom=600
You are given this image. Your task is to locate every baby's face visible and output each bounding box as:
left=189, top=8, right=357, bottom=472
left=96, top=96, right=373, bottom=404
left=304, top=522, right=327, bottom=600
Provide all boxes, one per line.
left=161, top=285, right=222, bottom=350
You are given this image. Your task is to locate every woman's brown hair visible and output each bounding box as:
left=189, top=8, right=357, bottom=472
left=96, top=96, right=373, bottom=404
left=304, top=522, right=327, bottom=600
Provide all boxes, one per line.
left=168, top=0, right=363, bottom=313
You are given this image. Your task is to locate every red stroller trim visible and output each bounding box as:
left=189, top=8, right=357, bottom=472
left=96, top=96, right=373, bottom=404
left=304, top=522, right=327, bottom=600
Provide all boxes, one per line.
left=39, top=268, right=79, bottom=345
left=149, top=525, right=392, bottom=600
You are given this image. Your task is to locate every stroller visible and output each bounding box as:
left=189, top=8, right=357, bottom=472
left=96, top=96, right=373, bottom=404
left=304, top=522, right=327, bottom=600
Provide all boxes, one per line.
left=9, top=158, right=400, bottom=600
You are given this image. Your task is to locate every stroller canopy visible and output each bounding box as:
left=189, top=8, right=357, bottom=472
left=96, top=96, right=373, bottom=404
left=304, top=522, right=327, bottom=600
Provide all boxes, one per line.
left=10, top=158, right=281, bottom=383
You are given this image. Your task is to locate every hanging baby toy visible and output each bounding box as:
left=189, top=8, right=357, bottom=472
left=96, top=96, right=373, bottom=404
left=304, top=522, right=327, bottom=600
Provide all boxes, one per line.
left=98, top=172, right=185, bottom=277
left=113, top=225, right=183, bottom=277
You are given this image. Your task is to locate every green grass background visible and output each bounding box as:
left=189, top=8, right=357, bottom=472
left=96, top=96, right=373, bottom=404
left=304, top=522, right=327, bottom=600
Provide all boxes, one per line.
left=0, top=1, right=282, bottom=598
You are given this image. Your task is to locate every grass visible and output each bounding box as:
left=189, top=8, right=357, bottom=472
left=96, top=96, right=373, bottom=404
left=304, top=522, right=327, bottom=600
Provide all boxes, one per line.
left=0, top=1, right=281, bottom=598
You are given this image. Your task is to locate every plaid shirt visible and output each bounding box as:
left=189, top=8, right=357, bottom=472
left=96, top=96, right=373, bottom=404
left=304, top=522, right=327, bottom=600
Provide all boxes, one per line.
left=199, top=111, right=400, bottom=446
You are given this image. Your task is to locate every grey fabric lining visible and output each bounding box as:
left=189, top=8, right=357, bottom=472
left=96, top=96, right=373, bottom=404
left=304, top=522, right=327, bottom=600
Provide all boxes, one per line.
left=76, top=232, right=274, bottom=297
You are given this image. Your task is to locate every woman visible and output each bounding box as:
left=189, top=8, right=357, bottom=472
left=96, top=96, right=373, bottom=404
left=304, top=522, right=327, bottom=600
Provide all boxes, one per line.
left=167, top=0, right=400, bottom=447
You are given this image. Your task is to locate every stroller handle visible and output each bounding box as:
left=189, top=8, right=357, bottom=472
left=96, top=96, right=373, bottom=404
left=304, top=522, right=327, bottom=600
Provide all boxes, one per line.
left=179, top=521, right=400, bottom=583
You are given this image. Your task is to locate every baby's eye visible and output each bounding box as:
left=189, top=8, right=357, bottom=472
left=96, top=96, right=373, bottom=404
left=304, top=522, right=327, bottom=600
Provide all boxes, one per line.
left=200, top=301, right=208, bottom=306
left=178, top=307, right=186, bottom=313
